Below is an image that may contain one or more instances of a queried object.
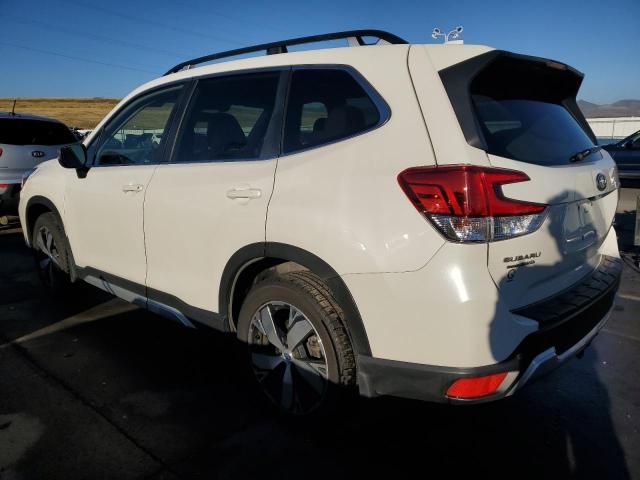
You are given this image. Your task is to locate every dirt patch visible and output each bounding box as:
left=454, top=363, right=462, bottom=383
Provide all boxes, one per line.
left=0, top=98, right=120, bottom=129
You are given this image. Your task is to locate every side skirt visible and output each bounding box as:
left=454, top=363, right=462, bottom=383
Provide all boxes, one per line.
left=75, top=266, right=228, bottom=332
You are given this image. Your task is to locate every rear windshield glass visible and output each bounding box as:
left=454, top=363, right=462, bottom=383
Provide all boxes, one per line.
left=0, top=118, right=77, bottom=146
left=467, top=56, right=596, bottom=166
left=472, top=96, right=597, bottom=165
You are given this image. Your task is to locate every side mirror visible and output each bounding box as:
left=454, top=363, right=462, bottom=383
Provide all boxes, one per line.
left=59, top=143, right=89, bottom=177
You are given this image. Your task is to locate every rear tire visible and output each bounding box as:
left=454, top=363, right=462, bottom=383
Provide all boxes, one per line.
left=32, top=212, right=72, bottom=293
left=237, top=270, right=356, bottom=416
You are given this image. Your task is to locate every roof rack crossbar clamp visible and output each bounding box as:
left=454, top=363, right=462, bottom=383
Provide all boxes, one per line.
left=164, top=29, right=408, bottom=75
left=266, top=45, right=287, bottom=55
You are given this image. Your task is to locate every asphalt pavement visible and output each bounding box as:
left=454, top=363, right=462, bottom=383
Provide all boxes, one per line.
left=0, top=187, right=639, bottom=480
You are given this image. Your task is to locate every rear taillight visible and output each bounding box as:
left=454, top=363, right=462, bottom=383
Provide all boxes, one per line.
left=0, top=184, right=8, bottom=188
left=0, top=147, right=3, bottom=157
left=398, top=165, right=546, bottom=243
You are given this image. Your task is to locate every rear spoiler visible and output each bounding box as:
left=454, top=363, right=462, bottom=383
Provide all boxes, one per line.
left=439, top=50, right=597, bottom=150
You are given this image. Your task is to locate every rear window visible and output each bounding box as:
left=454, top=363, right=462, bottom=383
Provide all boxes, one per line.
left=0, top=118, right=77, bottom=146
left=469, top=57, right=596, bottom=166
left=173, top=72, right=280, bottom=162
left=472, top=96, right=596, bottom=166
left=441, top=53, right=597, bottom=166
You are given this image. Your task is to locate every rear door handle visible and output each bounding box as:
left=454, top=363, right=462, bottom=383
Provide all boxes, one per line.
left=226, top=188, right=262, bottom=200
left=122, top=184, right=144, bottom=193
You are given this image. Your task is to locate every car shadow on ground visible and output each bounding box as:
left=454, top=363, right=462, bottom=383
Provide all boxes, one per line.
left=0, top=210, right=636, bottom=479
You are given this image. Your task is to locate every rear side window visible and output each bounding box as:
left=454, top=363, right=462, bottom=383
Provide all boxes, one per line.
left=468, top=57, right=596, bottom=166
left=283, top=69, right=381, bottom=154
left=0, top=118, right=76, bottom=146
left=174, top=72, right=280, bottom=162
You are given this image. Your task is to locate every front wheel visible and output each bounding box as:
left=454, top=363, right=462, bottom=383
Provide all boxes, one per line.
left=32, top=212, right=72, bottom=292
left=237, top=271, right=356, bottom=416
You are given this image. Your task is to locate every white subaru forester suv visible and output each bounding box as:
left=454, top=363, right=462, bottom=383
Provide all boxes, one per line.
left=19, top=30, right=622, bottom=414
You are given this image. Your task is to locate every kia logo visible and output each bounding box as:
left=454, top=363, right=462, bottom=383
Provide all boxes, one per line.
left=596, top=173, right=607, bottom=191
left=31, top=151, right=45, bottom=158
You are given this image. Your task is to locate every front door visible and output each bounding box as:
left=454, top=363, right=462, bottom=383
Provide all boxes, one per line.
left=64, top=84, right=185, bottom=289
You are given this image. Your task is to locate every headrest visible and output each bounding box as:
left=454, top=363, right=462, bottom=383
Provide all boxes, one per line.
left=205, top=112, right=246, bottom=156
left=323, top=105, right=365, bottom=140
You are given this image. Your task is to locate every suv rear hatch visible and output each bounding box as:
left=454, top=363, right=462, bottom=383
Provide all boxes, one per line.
left=0, top=118, right=77, bottom=183
left=438, top=52, right=619, bottom=309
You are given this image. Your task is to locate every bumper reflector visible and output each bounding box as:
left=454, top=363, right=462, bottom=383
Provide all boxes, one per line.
left=446, top=372, right=509, bottom=399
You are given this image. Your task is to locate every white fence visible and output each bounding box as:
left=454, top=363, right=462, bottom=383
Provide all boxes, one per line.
left=587, top=117, right=640, bottom=140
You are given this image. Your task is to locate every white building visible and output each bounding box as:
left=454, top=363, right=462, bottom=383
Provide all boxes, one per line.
left=587, top=117, right=640, bottom=140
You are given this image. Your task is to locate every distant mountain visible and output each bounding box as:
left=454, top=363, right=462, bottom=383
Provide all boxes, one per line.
left=578, top=99, right=640, bottom=118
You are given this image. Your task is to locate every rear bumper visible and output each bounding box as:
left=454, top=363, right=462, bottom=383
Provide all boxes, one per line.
left=0, top=169, right=29, bottom=186
left=357, top=256, right=622, bottom=404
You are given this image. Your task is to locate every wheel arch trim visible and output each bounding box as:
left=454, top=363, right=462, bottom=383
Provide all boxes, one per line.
left=25, top=195, right=78, bottom=281
left=220, top=242, right=372, bottom=357
left=24, top=195, right=65, bottom=247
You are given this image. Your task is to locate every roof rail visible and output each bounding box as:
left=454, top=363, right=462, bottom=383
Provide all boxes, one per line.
left=164, top=29, right=408, bottom=76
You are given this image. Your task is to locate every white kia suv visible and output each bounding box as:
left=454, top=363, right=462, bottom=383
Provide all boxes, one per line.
left=18, top=30, right=622, bottom=414
left=1, top=112, right=78, bottom=212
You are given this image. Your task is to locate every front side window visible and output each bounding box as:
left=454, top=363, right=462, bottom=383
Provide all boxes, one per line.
left=95, top=85, right=183, bottom=166
left=283, top=69, right=381, bottom=154
left=173, top=72, right=280, bottom=163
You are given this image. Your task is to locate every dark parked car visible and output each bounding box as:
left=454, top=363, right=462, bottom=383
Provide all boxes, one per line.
left=603, top=129, right=640, bottom=179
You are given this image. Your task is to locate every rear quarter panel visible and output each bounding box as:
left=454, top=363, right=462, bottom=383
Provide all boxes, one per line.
left=408, top=45, right=494, bottom=168
left=266, top=47, right=445, bottom=274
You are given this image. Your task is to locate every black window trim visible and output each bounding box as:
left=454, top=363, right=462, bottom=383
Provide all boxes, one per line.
left=165, top=66, right=291, bottom=165
left=165, top=64, right=391, bottom=164
left=86, top=79, right=191, bottom=168
left=86, top=64, right=391, bottom=168
left=281, top=64, right=391, bottom=156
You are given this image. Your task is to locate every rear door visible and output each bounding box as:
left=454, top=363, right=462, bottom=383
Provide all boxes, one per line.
left=143, top=70, right=285, bottom=323
left=439, top=52, right=619, bottom=308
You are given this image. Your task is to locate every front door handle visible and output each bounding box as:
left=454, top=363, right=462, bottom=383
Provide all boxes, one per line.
left=122, top=184, right=144, bottom=193
left=226, top=188, right=262, bottom=200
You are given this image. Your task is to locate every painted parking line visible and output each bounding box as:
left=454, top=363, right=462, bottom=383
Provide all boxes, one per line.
left=617, top=292, right=640, bottom=302
left=602, top=328, right=640, bottom=344
left=0, top=298, right=139, bottom=350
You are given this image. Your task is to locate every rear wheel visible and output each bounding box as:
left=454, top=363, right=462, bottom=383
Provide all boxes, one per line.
left=237, top=271, right=356, bottom=415
left=32, top=212, right=72, bottom=292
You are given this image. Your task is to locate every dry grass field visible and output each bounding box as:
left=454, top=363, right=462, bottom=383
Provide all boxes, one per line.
left=0, top=98, right=120, bottom=129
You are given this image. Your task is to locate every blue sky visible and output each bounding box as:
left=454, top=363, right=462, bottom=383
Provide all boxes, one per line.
left=0, top=0, right=638, bottom=103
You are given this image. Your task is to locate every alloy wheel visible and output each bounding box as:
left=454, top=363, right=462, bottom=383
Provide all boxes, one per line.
left=248, top=301, right=329, bottom=415
left=35, top=225, right=63, bottom=286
